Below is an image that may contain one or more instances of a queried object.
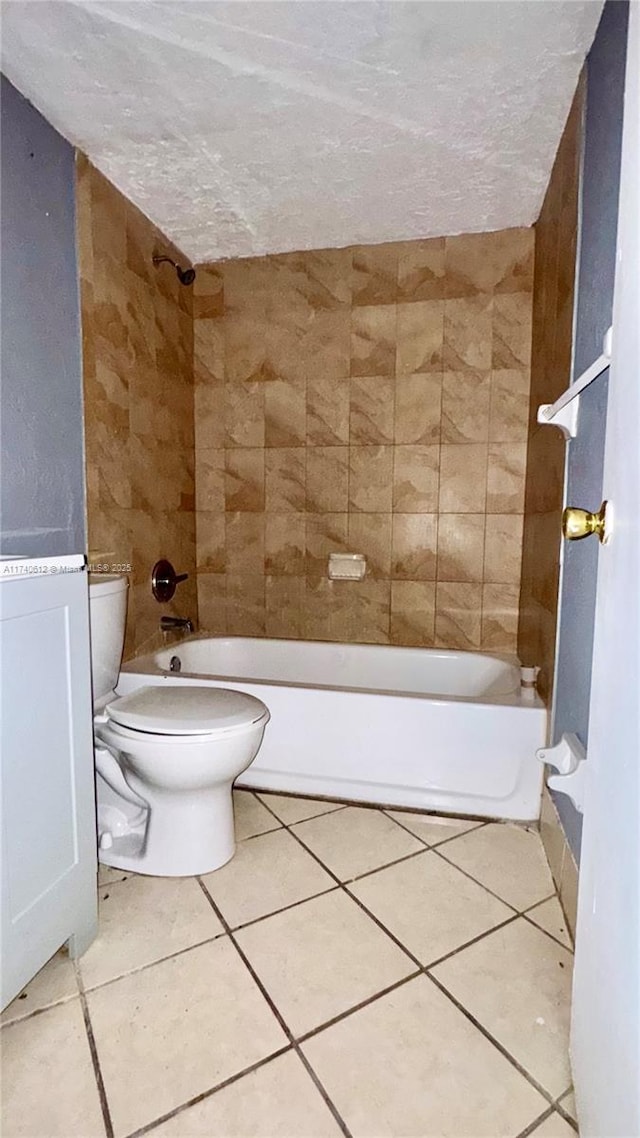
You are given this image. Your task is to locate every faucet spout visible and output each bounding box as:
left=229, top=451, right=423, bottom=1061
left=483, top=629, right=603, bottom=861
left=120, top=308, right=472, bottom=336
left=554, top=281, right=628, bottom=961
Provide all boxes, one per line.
left=160, top=615, right=194, bottom=634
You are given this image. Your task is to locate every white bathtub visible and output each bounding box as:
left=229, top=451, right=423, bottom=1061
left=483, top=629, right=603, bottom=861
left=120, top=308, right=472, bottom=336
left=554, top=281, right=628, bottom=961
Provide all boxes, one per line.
left=118, top=637, right=547, bottom=821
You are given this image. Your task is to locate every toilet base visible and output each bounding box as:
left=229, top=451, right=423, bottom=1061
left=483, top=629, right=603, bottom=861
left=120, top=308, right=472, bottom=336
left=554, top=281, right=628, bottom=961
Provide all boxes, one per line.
left=97, top=777, right=237, bottom=877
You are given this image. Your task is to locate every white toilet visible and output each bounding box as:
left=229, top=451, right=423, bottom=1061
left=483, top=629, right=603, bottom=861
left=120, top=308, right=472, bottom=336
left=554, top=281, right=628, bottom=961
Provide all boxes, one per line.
left=88, top=574, right=269, bottom=876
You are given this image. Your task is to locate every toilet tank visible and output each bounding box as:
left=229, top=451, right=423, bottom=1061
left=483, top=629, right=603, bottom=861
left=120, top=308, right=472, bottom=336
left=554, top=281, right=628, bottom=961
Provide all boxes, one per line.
left=88, top=574, right=128, bottom=701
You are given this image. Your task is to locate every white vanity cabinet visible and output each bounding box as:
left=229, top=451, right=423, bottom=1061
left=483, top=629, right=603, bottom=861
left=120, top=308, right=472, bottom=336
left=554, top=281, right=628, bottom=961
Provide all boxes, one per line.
left=1, top=555, right=98, bottom=1008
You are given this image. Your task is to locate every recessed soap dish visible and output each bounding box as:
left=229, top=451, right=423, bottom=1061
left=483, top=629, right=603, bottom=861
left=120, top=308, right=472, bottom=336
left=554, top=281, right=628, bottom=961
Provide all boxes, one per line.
left=328, top=553, right=367, bottom=580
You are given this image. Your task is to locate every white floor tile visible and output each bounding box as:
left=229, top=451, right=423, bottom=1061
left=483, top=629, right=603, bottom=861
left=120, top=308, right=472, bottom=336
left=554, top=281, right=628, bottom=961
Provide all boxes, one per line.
left=350, top=849, right=511, bottom=964
left=560, top=1090, right=577, bottom=1121
left=526, top=896, right=573, bottom=949
left=529, top=1112, right=577, bottom=1137
left=1, top=949, right=78, bottom=1025
left=257, top=792, right=345, bottom=825
left=233, top=790, right=282, bottom=841
left=236, top=890, right=415, bottom=1037
left=292, top=806, right=423, bottom=880
left=386, top=810, right=484, bottom=845
left=438, top=823, right=555, bottom=910
left=87, top=938, right=287, bottom=1137
left=0, top=999, right=105, bottom=1137
left=302, top=975, right=546, bottom=1137
left=201, top=828, right=334, bottom=927
left=148, top=1051, right=343, bottom=1137
left=432, top=918, right=573, bottom=1097
left=80, top=874, right=224, bottom=989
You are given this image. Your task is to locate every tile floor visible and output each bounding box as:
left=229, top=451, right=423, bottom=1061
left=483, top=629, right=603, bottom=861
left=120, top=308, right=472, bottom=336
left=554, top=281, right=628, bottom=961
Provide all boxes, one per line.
left=1, top=792, right=578, bottom=1138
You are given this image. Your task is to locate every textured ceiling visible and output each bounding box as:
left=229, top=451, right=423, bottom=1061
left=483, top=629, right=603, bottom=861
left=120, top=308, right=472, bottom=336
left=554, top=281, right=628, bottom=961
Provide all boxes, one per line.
left=1, top=1, right=602, bottom=263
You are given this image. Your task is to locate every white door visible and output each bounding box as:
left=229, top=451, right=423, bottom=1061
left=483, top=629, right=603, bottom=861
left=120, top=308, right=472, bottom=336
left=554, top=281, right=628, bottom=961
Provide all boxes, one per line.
left=1, top=557, right=98, bottom=1008
left=571, top=10, right=640, bottom=1136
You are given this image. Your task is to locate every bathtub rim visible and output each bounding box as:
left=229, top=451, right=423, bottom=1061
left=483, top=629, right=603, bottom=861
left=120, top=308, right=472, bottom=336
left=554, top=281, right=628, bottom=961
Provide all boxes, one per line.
left=121, top=635, right=545, bottom=711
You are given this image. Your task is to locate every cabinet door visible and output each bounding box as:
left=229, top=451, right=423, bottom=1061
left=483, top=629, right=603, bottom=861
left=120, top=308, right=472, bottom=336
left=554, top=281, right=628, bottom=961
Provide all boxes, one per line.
left=1, top=564, right=97, bottom=1008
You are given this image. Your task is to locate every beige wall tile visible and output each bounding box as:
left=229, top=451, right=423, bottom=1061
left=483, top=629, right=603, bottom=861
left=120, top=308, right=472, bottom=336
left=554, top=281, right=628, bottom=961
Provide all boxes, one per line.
left=224, top=382, right=265, bottom=448
left=265, top=378, right=306, bottom=447
left=194, top=381, right=225, bottom=450
left=444, top=296, right=493, bottom=372
left=441, top=372, right=491, bottom=443
left=396, top=300, right=444, bottom=374
left=484, top=514, right=524, bottom=583
left=351, top=305, right=396, bottom=376
left=437, top=514, right=485, bottom=582
left=487, top=442, right=527, bottom=512
left=197, top=572, right=227, bottom=634
left=194, top=317, right=224, bottom=384
left=265, top=448, right=306, bottom=512
left=83, top=194, right=535, bottom=655
left=394, top=374, right=442, bottom=444
left=196, top=512, right=226, bottom=573
left=445, top=228, right=534, bottom=298
left=350, top=376, right=395, bottom=444
left=347, top=514, right=392, bottom=578
left=195, top=448, right=225, bottom=512
left=265, top=514, right=306, bottom=576
left=343, top=579, right=391, bottom=644
left=492, top=292, right=533, bottom=370
left=481, top=583, right=520, bottom=650
left=226, top=513, right=264, bottom=575
left=266, top=576, right=306, bottom=638
left=306, top=375, right=350, bottom=445
left=306, top=513, right=349, bottom=577
left=306, top=447, right=349, bottom=513
left=225, top=448, right=265, bottom=513
left=352, top=244, right=398, bottom=306
left=393, top=445, right=440, bottom=512
left=435, top=582, right=482, bottom=649
left=391, top=514, right=438, bottom=580
left=390, top=581, right=436, bottom=646
left=397, top=238, right=445, bottom=302
left=227, top=573, right=266, bottom=635
left=489, top=369, right=530, bottom=441
left=350, top=446, right=394, bottom=512
left=439, top=444, right=488, bottom=513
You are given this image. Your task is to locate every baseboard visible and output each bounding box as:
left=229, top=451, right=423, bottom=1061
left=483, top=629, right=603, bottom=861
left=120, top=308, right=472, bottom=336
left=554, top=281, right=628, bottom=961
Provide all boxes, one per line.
left=540, top=785, right=579, bottom=942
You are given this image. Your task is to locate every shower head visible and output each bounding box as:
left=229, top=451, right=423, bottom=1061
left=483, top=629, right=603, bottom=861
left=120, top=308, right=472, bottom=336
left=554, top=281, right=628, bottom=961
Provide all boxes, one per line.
left=152, top=254, right=196, bottom=287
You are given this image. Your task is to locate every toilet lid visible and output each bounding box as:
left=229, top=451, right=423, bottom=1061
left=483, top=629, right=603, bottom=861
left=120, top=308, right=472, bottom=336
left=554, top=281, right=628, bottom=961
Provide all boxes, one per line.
left=106, top=685, right=268, bottom=736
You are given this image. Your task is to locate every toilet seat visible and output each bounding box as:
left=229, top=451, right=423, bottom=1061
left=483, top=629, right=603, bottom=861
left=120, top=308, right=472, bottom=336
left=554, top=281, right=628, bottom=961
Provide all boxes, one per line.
left=104, top=684, right=268, bottom=738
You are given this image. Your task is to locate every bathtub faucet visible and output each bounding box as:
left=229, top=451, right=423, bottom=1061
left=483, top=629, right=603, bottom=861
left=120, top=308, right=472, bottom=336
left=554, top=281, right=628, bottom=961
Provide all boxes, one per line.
left=160, top=615, right=194, bottom=634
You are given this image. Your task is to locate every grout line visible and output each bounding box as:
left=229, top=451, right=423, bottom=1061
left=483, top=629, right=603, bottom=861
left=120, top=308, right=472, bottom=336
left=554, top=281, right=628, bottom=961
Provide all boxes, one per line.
left=124, top=1045, right=293, bottom=1138
left=76, top=971, right=115, bottom=1138
left=426, top=971, right=558, bottom=1109
left=281, top=821, right=424, bottom=969
left=210, top=884, right=341, bottom=935
left=76, top=931, right=229, bottom=999
left=553, top=1095, right=579, bottom=1132
left=514, top=1105, right=558, bottom=1138
left=343, top=845, right=430, bottom=883
left=296, top=969, right=422, bottom=1045
left=196, top=878, right=354, bottom=1138
left=521, top=909, right=575, bottom=955
left=430, top=843, right=521, bottom=912
left=380, top=809, right=488, bottom=850
left=423, top=913, right=521, bottom=971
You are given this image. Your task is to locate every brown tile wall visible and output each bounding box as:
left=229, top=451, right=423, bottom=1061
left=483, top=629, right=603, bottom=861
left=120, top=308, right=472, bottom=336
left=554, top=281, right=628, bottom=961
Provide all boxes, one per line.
left=76, top=157, right=197, bottom=657
left=518, top=84, right=583, bottom=697
left=194, top=229, right=534, bottom=648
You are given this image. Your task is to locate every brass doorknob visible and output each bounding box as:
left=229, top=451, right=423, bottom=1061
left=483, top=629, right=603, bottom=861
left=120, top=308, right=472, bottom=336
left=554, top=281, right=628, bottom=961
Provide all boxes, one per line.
left=562, top=502, right=609, bottom=543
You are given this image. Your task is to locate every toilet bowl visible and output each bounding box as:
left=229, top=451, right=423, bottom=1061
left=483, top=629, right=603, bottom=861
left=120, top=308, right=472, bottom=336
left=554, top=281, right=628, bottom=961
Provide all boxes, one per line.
left=88, top=574, right=270, bottom=876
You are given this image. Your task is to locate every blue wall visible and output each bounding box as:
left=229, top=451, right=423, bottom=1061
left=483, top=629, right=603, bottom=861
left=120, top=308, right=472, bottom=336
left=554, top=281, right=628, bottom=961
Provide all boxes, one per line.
left=0, top=75, right=86, bottom=557
left=552, top=0, right=629, bottom=860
